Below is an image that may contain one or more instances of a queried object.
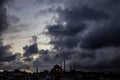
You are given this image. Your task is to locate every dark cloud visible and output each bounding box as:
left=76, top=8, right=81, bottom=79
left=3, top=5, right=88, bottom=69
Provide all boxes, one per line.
left=0, top=0, right=8, bottom=34
left=0, top=0, right=7, bottom=5
left=0, top=42, right=17, bottom=62
left=54, top=50, right=77, bottom=60
left=0, top=54, right=17, bottom=62
left=48, top=23, right=86, bottom=37
left=81, top=27, right=120, bottom=49
left=109, top=0, right=120, bottom=4
left=0, top=0, right=31, bottom=71
left=23, top=35, right=39, bottom=57
left=33, top=51, right=61, bottom=71
left=36, top=0, right=66, bottom=6
left=50, top=36, right=80, bottom=49
left=47, top=5, right=110, bottom=50
left=41, top=54, right=51, bottom=61
left=39, top=49, right=49, bottom=54
left=1, top=0, right=120, bottom=72
left=33, top=59, right=53, bottom=70
left=1, top=62, right=30, bottom=70
left=68, top=47, right=120, bottom=72
left=80, top=12, right=120, bottom=49
left=45, top=0, right=120, bottom=72
left=58, top=6, right=110, bottom=23
left=23, top=43, right=39, bottom=57
left=23, top=56, right=34, bottom=62
left=0, top=0, right=18, bottom=63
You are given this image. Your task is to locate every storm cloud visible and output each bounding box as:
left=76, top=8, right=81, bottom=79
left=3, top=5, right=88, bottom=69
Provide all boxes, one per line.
left=1, top=0, right=120, bottom=72
left=0, top=0, right=8, bottom=34
left=46, top=0, right=120, bottom=72
left=23, top=43, right=39, bottom=57
left=0, top=0, right=23, bottom=70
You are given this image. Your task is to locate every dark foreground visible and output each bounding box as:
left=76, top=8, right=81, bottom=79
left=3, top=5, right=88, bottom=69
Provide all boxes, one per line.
left=0, top=70, right=120, bottom=80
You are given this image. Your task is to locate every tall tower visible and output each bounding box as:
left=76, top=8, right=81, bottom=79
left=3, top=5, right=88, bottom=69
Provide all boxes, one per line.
left=64, top=59, right=66, bottom=71
left=60, top=61, right=63, bottom=69
left=36, top=67, right=38, bottom=73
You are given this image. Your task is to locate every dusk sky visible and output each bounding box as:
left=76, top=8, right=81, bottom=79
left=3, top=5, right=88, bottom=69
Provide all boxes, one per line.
left=1, top=0, right=120, bottom=72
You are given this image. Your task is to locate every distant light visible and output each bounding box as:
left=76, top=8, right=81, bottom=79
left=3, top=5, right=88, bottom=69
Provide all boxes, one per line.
left=63, top=22, right=67, bottom=26
left=0, top=70, right=4, bottom=72
left=20, top=69, right=32, bottom=73
left=32, top=54, right=39, bottom=60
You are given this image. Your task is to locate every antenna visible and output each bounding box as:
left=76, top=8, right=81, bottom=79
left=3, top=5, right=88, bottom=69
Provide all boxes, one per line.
left=60, top=61, right=63, bottom=69
left=36, top=67, right=38, bottom=73
left=64, top=59, right=66, bottom=71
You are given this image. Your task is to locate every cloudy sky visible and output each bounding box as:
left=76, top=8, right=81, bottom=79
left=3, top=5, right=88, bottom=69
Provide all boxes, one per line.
left=1, top=0, right=120, bottom=72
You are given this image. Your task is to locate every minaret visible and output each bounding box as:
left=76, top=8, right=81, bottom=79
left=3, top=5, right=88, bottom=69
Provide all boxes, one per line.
left=60, top=61, right=62, bottom=69
left=74, top=64, right=76, bottom=70
left=36, top=67, right=38, bottom=73
left=64, top=59, right=66, bottom=71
